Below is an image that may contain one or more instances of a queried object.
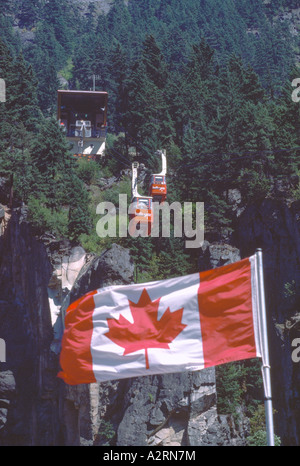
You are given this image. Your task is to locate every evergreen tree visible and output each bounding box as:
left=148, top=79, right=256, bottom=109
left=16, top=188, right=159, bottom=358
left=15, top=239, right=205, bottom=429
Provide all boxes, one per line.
left=211, top=56, right=273, bottom=202
left=254, top=16, right=295, bottom=96
left=92, top=37, right=111, bottom=90
left=27, top=21, right=67, bottom=73
left=142, top=35, right=168, bottom=89
left=268, top=70, right=300, bottom=177
left=42, top=0, right=73, bottom=55
left=71, top=32, right=98, bottom=91
left=126, top=60, right=174, bottom=166
left=109, top=42, right=130, bottom=132
left=7, top=53, right=40, bottom=131
left=0, top=13, right=21, bottom=54
left=106, top=0, right=134, bottom=55
left=0, top=146, right=34, bottom=203
left=85, top=2, right=98, bottom=31
left=18, top=0, right=41, bottom=28
left=124, top=36, right=175, bottom=167
left=66, top=174, right=91, bottom=239
left=36, top=52, right=59, bottom=115
left=29, top=118, right=91, bottom=238
left=0, top=39, right=15, bottom=153
left=0, top=43, right=40, bottom=162
left=30, top=118, right=74, bottom=205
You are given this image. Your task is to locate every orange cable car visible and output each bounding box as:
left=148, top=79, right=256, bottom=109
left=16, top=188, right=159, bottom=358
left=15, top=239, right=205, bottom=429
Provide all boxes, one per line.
left=129, top=162, right=153, bottom=236
left=149, top=149, right=167, bottom=203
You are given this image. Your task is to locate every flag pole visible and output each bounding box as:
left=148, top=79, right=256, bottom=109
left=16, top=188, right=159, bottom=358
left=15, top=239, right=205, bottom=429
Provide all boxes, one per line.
left=255, top=248, right=275, bottom=446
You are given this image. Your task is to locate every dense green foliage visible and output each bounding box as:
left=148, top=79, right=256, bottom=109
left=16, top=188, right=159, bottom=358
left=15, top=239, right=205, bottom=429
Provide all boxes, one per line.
left=246, top=404, right=281, bottom=446
left=1, top=0, right=299, bottom=434
left=0, top=38, right=91, bottom=240
left=216, top=359, right=263, bottom=419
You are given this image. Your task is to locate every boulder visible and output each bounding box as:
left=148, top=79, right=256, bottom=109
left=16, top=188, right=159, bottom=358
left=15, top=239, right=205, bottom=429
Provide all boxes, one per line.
left=198, top=241, right=241, bottom=271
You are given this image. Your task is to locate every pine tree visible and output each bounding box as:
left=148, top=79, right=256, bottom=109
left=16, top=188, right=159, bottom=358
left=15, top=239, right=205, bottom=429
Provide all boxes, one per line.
left=0, top=146, right=34, bottom=203
left=30, top=118, right=74, bottom=204
left=29, top=117, right=91, bottom=239
left=126, top=59, right=174, bottom=166
left=142, top=35, right=168, bottom=89
left=106, top=0, right=134, bottom=57
left=0, top=13, right=21, bottom=54
left=0, top=49, right=39, bottom=205
left=212, top=56, right=273, bottom=201
left=109, top=42, right=130, bottom=132
left=34, top=48, right=60, bottom=114
left=7, top=53, right=40, bottom=131
left=42, top=0, right=73, bottom=55
left=0, top=39, right=15, bottom=153
left=71, top=32, right=97, bottom=91
left=254, top=16, right=295, bottom=96
left=268, top=70, right=300, bottom=177
left=66, top=174, right=91, bottom=239
left=27, top=21, right=66, bottom=73
left=18, top=0, right=41, bottom=28
left=85, top=2, right=98, bottom=31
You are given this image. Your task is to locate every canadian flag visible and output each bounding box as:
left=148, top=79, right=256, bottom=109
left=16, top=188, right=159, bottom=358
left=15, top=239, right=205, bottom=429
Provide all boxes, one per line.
left=58, top=256, right=262, bottom=385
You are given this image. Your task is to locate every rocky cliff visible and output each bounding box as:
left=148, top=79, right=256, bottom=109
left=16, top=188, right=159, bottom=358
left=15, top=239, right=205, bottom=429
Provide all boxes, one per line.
left=0, top=196, right=299, bottom=446
left=0, top=206, right=245, bottom=446
left=0, top=206, right=58, bottom=445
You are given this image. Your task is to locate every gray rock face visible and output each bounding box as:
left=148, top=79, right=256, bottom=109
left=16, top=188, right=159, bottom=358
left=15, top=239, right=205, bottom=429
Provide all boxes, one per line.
left=111, top=369, right=244, bottom=446
left=0, top=208, right=57, bottom=446
left=224, top=188, right=244, bottom=217
left=72, top=366, right=244, bottom=447
left=0, top=371, right=16, bottom=435
left=198, top=241, right=241, bottom=271
left=70, top=243, right=134, bottom=304
left=115, top=371, right=217, bottom=446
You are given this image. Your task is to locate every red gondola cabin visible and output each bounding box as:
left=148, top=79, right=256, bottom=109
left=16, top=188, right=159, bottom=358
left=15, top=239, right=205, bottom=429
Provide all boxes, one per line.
left=149, top=174, right=167, bottom=203
left=128, top=196, right=153, bottom=236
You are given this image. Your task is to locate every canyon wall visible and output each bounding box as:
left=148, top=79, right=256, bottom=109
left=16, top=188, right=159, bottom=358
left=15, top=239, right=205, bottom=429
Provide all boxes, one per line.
left=0, top=197, right=299, bottom=445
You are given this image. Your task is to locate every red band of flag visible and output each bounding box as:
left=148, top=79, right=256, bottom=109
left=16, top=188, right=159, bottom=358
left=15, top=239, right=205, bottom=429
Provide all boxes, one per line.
left=198, top=258, right=258, bottom=368
left=58, top=290, right=97, bottom=385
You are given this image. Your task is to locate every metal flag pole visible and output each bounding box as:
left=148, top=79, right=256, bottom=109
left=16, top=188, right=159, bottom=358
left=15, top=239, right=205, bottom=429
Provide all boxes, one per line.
left=255, top=248, right=275, bottom=446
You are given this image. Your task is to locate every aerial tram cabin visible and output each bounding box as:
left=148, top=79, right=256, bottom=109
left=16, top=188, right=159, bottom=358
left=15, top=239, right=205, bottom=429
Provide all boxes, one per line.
left=57, top=90, right=108, bottom=159
left=149, top=150, right=167, bottom=203
left=129, top=162, right=153, bottom=236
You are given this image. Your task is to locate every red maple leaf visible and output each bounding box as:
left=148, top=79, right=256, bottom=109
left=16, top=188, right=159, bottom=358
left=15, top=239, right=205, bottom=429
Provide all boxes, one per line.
left=104, top=288, right=186, bottom=369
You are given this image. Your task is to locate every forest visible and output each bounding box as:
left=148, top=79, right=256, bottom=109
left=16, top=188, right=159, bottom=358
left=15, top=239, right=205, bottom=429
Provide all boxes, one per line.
left=0, top=0, right=300, bottom=445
